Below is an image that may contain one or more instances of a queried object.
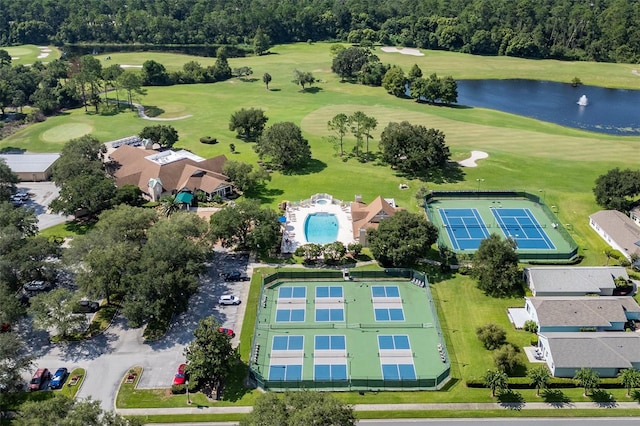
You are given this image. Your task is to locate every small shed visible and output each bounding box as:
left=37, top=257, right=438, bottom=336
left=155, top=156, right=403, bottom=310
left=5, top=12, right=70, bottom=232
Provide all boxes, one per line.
left=0, top=153, right=60, bottom=181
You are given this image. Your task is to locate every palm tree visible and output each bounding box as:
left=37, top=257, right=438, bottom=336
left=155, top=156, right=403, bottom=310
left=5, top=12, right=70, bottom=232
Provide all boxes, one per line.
left=527, top=365, right=551, bottom=396
left=573, top=368, right=600, bottom=396
left=619, top=368, right=640, bottom=397
left=483, top=369, right=508, bottom=397
left=160, top=195, right=179, bottom=217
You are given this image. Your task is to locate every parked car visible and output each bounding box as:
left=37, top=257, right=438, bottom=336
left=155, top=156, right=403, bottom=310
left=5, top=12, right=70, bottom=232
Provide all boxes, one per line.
left=218, top=295, right=241, bottom=305
left=173, top=363, right=187, bottom=385
left=13, top=191, right=29, bottom=201
left=29, top=368, right=51, bottom=391
left=49, top=367, right=68, bottom=389
left=218, top=327, right=235, bottom=337
left=221, top=271, right=249, bottom=282
left=23, top=280, right=49, bottom=292
left=0, top=322, right=10, bottom=333
left=72, top=300, right=100, bottom=313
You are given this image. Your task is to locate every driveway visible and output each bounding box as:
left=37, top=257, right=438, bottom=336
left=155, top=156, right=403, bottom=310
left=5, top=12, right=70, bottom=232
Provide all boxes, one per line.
left=21, top=250, right=251, bottom=411
left=15, top=182, right=72, bottom=230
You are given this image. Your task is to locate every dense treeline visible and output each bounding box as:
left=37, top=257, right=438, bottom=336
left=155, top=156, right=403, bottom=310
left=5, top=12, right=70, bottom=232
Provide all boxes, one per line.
left=1, top=0, right=640, bottom=63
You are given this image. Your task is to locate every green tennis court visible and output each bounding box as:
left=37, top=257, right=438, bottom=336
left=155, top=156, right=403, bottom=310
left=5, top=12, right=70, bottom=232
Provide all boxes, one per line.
left=250, top=272, right=451, bottom=391
left=425, top=191, right=578, bottom=263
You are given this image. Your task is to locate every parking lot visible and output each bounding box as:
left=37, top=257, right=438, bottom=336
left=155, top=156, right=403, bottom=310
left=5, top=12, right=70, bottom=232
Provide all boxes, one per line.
left=15, top=182, right=72, bottom=230
left=22, top=249, right=252, bottom=410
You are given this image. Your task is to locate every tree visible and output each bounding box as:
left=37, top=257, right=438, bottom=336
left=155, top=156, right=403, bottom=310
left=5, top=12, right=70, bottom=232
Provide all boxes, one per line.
left=528, top=365, right=551, bottom=396
left=14, top=394, right=141, bottom=426
left=574, top=367, right=600, bottom=396
left=117, top=71, right=143, bottom=110
left=113, top=184, right=144, bottom=207
left=0, top=282, right=25, bottom=324
left=292, top=69, right=315, bottom=91
left=367, top=210, right=438, bottom=267
left=476, top=323, right=507, bottom=350
left=348, top=111, right=367, bottom=157
left=50, top=173, right=116, bottom=217
left=619, top=368, right=640, bottom=397
left=253, top=27, right=271, bottom=56
left=440, top=75, right=458, bottom=104
left=102, top=64, right=124, bottom=102
left=295, top=243, right=323, bottom=263
left=184, top=316, right=239, bottom=398
left=255, top=122, right=311, bottom=171
left=362, top=114, right=377, bottom=159
left=139, top=125, right=179, bottom=149
left=262, top=72, right=272, bottom=90
left=0, top=49, right=10, bottom=67
left=228, top=108, right=268, bottom=140
left=407, top=64, right=423, bottom=83
left=523, top=320, right=538, bottom=333
left=327, top=113, right=350, bottom=156
left=0, top=333, right=33, bottom=407
left=483, top=369, right=508, bottom=397
left=222, top=161, right=270, bottom=193
left=382, top=66, right=406, bottom=97
left=0, top=158, right=19, bottom=202
left=160, top=195, right=180, bottom=218
left=379, top=121, right=451, bottom=179
left=331, top=46, right=372, bottom=80
left=141, top=60, right=170, bottom=86
left=240, top=391, right=355, bottom=426
left=593, top=168, right=640, bottom=210
left=76, top=55, right=103, bottom=112
left=323, top=241, right=346, bottom=263
left=212, top=48, right=232, bottom=81
left=52, top=135, right=107, bottom=185
left=209, top=199, right=280, bottom=252
left=28, top=288, right=87, bottom=337
left=493, top=344, right=520, bottom=375
left=472, top=234, right=521, bottom=297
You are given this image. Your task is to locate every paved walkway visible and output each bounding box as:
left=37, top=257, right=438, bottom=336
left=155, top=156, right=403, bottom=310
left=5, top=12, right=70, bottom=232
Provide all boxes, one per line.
left=116, top=401, right=640, bottom=416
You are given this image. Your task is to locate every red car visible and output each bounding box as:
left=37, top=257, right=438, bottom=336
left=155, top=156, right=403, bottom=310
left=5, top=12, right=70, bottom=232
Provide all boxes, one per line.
left=173, top=363, right=187, bottom=385
left=218, top=327, right=235, bottom=338
left=29, top=368, right=51, bottom=391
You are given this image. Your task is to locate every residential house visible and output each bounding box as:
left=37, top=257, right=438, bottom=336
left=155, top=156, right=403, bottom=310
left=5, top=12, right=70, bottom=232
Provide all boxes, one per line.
left=350, top=195, right=400, bottom=246
left=589, top=210, right=640, bottom=261
left=109, top=145, right=232, bottom=202
left=523, top=266, right=626, bottom=296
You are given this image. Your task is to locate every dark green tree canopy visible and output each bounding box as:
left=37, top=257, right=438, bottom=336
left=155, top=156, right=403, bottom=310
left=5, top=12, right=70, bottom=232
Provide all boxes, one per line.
left=228, top=108, right=268, bottom=140
left=255, top=122, right=311, bottom=171
left=222, top=160, right=270, bottom=193
left=141, top=60, right=170, bottom=86
left=472, top=234, right=522, bottom=297
left=0, top=333, right=33, bottom=397
left=240, top=391, right=355, bottom=426
left=0, top=158, right=19, bottom=202
left=379, top=121, right=451, bottom=179
left=253, top=27, right=271, bottom=55
left=139, top=124, right=179, bottom=149
left=382, top=66, right=406, bottom=97
left=292, top=69, right=315, bottom=91
left=367, top=210, right=438, bottom=267
left=593, top=167, right=640, bottom=211
left=331, top=46, right=373, bottom=80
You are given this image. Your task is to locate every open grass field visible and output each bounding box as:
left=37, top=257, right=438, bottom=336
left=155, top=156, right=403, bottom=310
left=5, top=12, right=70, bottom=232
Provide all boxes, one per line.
left=3, top=42, right=639, bottom=269
left=3, top=44, right=61, bottom=65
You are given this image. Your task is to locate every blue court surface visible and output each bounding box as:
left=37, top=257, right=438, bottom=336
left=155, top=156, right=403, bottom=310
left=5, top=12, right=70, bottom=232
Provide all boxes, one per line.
left=438, top=208, right=490, bottom=250
left=492, top=208, right=555, bottom=250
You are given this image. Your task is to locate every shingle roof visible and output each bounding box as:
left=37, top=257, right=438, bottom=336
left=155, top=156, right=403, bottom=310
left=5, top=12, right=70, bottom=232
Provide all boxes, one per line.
left=530, top=296, right=640, bottom=328
left=525, top=266, right=625, bottom=295
left=350, top=196, right=399, bottom=238
left=110, top=146, right=230, bottom=196
left=590, top=210, right=640, bottom=258
left=541, top=332, right=640, bottom=369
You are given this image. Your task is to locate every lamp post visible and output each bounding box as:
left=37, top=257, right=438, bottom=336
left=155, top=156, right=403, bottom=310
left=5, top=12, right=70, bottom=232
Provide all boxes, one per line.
left=538, top=189, right=546, bottom=204
left=476, top=178, right=485, bottom=193
left=186, top=380, right=191, bottom=405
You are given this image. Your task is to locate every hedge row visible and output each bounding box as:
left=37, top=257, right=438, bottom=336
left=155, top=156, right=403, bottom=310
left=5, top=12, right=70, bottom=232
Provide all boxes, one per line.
left=200, top=136, right=218, bottom=144
left=466, top=376, right=625, bottom=389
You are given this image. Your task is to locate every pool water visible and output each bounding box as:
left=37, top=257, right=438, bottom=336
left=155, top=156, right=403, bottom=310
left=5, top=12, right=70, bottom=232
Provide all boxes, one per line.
left=304, top=213, right=338, bottom=244
left=316, top=199, right=329, bottom=205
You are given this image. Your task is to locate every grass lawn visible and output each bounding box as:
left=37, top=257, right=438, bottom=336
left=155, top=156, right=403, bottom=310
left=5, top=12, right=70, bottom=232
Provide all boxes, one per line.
left=3, top=45, right=61, bottom=66
left=57, top=368, right=86, bottom=398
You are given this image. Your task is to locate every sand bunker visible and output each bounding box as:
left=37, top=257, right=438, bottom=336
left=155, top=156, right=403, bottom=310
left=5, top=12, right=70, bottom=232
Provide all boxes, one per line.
left=120, top=65, right=143, bottom=68
left=380, top=46, right=425, bottom=56
left=458, top=150, right=489, bottom=167
left=36, top=46, right=51, bottom=59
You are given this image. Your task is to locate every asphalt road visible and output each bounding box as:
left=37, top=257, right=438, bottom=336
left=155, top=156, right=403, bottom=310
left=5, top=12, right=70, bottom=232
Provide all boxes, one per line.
left=15, top=182, right=72, bottom=230
left=22, top=250, right=251, bottom=411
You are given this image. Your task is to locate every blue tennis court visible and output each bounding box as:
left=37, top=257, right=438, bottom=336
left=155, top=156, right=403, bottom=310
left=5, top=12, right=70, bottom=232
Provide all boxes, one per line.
left=439, top=208, right=490, bottom=250
left=492, top=208, right=555, bottom=250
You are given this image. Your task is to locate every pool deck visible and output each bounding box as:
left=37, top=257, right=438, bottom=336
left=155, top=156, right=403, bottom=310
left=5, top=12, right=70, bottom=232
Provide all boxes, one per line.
left=282, top=198, right=356, bottom=253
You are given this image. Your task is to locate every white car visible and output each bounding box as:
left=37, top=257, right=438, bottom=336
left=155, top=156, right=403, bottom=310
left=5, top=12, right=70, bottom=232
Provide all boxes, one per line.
left=218, top=295, right=241, bottom=305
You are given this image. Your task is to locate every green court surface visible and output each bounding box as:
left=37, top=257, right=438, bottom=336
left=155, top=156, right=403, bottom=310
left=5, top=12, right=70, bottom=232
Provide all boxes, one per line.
left=425, top=191, right=578, bottom=263
left=250, top=275, right=450, bottom=391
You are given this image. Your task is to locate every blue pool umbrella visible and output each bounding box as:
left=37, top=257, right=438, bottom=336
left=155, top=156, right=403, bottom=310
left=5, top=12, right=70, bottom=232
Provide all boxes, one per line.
left=278, top=216, right=287, bottom=223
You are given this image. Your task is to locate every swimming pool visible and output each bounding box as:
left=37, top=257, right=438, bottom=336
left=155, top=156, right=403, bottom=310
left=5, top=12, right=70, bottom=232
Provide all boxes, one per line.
left=304, top=213, right=338, bottom=244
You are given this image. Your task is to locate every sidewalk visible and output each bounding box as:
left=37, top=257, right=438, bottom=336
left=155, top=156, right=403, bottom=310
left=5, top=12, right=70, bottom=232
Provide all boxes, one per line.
left=116, top=401, right=640, bottom=416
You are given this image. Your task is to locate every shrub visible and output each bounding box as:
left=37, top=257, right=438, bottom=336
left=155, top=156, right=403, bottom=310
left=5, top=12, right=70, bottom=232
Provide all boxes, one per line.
left=171, top=384, right=186, bottom=394
left=523, top=320, right=538, bottom=333
left=200, top=136, right=218, bottom=144
left=494, top=344, right=521, bottom=375
left=476, top=323, right=507, bottom=350
left=530, top=336, right=539, bottom=346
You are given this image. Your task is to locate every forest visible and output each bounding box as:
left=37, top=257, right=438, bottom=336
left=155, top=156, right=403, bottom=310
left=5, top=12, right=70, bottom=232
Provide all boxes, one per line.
left=1, top=0, right=639, bottom=63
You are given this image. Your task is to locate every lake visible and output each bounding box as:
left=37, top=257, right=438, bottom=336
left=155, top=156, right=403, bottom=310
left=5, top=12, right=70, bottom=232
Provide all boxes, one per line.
left=456, top=79, right=640, bottom=135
